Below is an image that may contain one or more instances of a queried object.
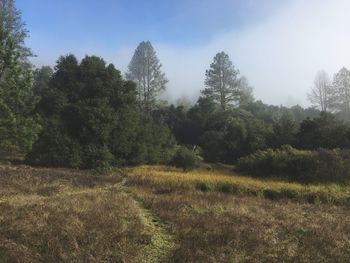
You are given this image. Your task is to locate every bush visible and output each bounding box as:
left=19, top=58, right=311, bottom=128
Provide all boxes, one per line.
left=82, top=144, right=114, bottom=173
left=236, top=145, right=350, bottom=183
left=171, top=146, right=201, bottom=171
left=27, top=125, right=82, bottom=168
left=316, top=149, right=350, bottom=182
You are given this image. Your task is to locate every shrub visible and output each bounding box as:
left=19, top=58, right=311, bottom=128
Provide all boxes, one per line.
left=171, top=146, right=201, bottom=171
left=82, top=144, right=114, bottom=173
left=236, top=145, right=350, bottom=183
left=316, top=149, right=350, bottom=182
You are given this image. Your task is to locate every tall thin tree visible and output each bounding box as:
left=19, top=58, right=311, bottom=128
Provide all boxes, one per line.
left=202, top=52, right=240, bottom=110
left=126, top=41, right=168, bottom=113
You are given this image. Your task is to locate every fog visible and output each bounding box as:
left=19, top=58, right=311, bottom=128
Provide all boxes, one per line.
left=153, top=0, right=350, bottom=106
left=30, top=0, right=350, bottom=107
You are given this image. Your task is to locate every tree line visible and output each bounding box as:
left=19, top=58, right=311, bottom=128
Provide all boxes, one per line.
left=2, top=0, right=350, bottom=172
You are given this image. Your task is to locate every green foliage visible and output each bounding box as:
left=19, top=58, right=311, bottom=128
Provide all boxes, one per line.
left=268, top=114, right=298, bottom=148
left=29, top=55, right=174, bottom=170
left=200, top=109, right=273, bottom=163
left=237, top=145, right=350, bottom=183
left=32, top=66, right=53, bottom=96
left=0, top=0, right=41, bottom=157
left=297, top=112, right=350, bottom=149
left=128, top=115, right=175, bottom=165
left=203, top=52, right=241, bottom=110
left=171, top=146, right=201, bottom=171
left=237, top=145, right=318, bottom=181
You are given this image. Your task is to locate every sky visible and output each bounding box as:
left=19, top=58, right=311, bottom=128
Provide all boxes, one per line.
left=17, top=0, right=350, bottom=106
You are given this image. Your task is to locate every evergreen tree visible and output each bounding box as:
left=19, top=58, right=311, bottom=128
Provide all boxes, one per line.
left=126, top=41, right=168, bottom=113
left=202, top=52, right=241, bottom=110
left=32, top=66, right=53, bottom=96
left=0, top=0, right=40, bottom=157
left=29, top=55, right=174, bottom=169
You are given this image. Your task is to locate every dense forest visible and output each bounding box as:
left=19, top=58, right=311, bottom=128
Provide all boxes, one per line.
left=2, top=0, right=350, bottom=181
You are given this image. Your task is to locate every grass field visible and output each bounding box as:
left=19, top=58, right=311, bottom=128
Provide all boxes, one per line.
left=128, top=165, right=350, bottom=206
left=1, top=164, right=350, bottom=262
left=0, top=166, right=153, bottom=262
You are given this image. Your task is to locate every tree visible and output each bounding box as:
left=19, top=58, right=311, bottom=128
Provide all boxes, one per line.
left=29, top=55, right=174, bottom=169
left=268, top=114, right=298, bottom=148
left=199, top=109, right=272, bottom=163
left=332, top=67, right=350, bottom=114
left=202, top=52, right=241, bottom=110
left=33, top=66, right=53, bottom=96
left=171, top=146, right=201, bottom=171
left=126, top=41, right=168, bottom=113
left=307, top=70, right=332, bottom=112
left=237, top=76, right=254, bottom=107
left=0, top=0, right=40, bottom=157
left=296, top=112, right=350, bottom=150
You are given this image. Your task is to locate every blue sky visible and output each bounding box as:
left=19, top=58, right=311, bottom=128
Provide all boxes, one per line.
left=18, top=0, right=282, bottom=48
left=16, top=0, right=350, bottom=106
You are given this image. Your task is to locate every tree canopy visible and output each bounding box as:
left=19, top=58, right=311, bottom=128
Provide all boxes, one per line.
left=0, top=0, right=40, bottom=157
left=29, top=55, right=174, bottom=170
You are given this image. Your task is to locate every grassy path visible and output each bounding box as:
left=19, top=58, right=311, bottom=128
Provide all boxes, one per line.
left=0, top=170, right=177, bottom=263
left=118, top=173, right=177, bottom=263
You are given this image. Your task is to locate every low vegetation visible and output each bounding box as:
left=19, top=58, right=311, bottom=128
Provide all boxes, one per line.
left=128, top=165, right=350, bottom=206
left=237, top=145, right=350, bottom=183
left=170, top=146, right=201, bottom=171
left=128, top=166, right=350, bottom=262
left=130, top=187, right=350, bottom=263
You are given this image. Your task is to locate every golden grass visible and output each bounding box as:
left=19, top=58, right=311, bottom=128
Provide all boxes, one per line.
left=0, top=165, right=152, bottom=262
left=2, top=164, right=350, bottom=262
left=130, top=186, right=350, bottom=263
left=128, top=165, right=350, bottom=205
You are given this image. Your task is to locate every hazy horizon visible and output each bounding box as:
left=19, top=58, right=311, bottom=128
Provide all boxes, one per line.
left=18, top=0, right=350, bottom=107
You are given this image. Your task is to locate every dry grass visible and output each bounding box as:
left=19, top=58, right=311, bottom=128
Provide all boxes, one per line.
left=0, top=165, right=122, bottom=199
left=130, top=186, right=350, bottom=263
left=128, top=165, right=350, bottom=205
left=2, top=164, right=350, bottom=262
left=0, top=165, right=152, bottom=262
left=126, top=165, right=350, bottom=262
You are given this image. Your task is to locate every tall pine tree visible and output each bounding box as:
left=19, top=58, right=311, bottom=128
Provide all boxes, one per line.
left=202, top=52, right=241, bottom=111
left=126, top=41, right=168, bottom=114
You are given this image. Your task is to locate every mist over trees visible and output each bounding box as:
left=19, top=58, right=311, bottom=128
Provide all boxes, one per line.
left=308, top=67, right=350, bottom=121
left=308, top=70, right=332, bottom=112
left=332, top=67, right=350, bottom=115
left=126, top=41, right=168, bottom=114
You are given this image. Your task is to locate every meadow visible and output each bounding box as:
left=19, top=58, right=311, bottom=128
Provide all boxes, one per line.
left=0, top=164, right=349, bottom=262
